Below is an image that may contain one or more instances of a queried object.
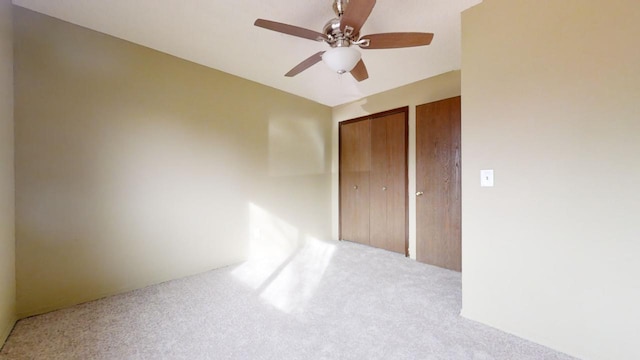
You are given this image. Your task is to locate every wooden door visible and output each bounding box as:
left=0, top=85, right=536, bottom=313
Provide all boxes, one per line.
left=339, top=119, right=371, bottom=245
left=369, top=112, right=407, bottom=254
left=416, top=97, right=462, bottom=271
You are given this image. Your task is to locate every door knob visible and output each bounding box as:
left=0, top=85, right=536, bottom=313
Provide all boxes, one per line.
left=353, top=185, right=358, bottom=190
left=382, top=186, right=387, bottom=191
left=416, top=191, right=424, bottom=196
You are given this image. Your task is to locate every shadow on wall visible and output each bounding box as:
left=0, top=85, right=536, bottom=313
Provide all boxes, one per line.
left=268, top=114, right=328, bottom=177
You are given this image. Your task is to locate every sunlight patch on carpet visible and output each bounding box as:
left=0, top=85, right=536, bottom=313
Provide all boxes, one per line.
left=231, top=203, right=335, bottom=312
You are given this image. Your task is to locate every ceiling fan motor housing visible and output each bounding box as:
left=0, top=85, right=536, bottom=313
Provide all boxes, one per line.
left=323, top=18, right=359, bottom=49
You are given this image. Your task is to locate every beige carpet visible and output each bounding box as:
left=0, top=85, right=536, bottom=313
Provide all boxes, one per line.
left=0, top=240, right=576, bottom=359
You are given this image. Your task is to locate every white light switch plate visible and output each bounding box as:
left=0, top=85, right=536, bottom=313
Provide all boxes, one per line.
left=481, top=169, right=494, bottom=187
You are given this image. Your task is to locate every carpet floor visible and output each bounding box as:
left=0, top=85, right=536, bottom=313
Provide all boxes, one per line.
left=0, top=240, right=576, bottom=359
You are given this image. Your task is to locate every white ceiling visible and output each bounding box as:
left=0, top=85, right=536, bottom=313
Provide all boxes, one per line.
left=12, top=0, right=481, bottom=107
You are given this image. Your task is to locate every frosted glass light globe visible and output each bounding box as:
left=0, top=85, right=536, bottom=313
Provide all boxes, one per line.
left=322, top=47, right=361, bottom=74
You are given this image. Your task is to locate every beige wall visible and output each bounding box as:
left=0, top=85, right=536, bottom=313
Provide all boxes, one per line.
left=14, top=7, right=332, bottom=317
left=332, top=71, right=461, bottom=258
left=461, top=1, right=640, bottom=359
left=0, top=0, right=16, bottom=346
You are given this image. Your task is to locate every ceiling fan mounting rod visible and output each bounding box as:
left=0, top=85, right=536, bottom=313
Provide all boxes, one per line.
left=333, top=0, right=349, bottom=17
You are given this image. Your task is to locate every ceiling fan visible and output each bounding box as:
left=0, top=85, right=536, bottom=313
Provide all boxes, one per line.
left=254, top=0, right=434, bottom=82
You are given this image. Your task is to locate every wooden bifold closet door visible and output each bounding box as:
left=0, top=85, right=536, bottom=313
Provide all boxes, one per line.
left=339, top=108, right=407, bottom=255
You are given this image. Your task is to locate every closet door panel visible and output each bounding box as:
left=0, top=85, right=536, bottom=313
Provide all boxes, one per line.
left=369, top=117, right=389, bottom=250
left=339, top=120, right=371, bottom=245
left=370, top=112, right=407, bottom=254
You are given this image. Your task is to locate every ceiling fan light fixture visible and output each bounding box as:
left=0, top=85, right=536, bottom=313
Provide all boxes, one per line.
left=322, top=46, right=361, bottom=74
